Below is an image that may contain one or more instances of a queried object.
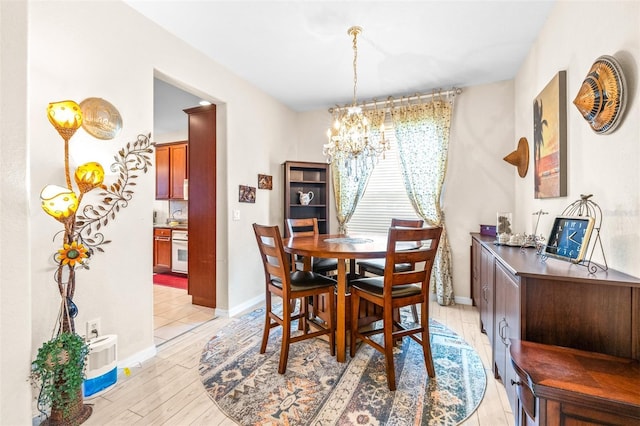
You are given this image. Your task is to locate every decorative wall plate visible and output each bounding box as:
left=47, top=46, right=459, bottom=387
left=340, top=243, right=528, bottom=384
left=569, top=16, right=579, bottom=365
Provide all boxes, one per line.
left=573, top=55, right=626, bottom=134
left=79, top=97, right=123, bottom=140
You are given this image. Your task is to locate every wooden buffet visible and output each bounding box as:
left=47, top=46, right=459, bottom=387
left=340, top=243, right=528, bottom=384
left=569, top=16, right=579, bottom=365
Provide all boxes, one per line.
left=470, top=233, right=640, bottom=425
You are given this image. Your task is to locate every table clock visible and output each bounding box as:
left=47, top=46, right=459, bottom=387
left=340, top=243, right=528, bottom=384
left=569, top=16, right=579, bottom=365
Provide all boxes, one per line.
left=544, top=216, right=595, bottom=263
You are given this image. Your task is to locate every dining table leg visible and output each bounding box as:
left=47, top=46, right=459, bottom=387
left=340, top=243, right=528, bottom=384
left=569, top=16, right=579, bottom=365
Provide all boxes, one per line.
left=336, top=258, right=347, bottom=362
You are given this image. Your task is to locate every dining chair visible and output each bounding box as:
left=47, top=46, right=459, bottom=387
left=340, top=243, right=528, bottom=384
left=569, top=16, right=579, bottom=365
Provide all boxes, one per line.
left=349, top=226, right=442, bottom=391
left=252, top=223, right=336, bottom=374
left=357, top=218, right=424, bottom=322
left=286, top=218, right=338, bottom=275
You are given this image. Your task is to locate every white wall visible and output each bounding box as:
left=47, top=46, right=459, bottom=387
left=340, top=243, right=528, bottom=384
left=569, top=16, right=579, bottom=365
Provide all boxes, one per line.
left=514, top=1, right=640, bottom=276
left=1, top=1, right=33, bottom=424
left=297, top=80, right=515, bottom=303
left=20, top=2, right=298, bottom=420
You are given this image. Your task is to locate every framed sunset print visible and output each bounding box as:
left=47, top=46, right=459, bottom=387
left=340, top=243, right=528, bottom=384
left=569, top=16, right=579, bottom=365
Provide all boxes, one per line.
left=533, top=71, right=567, bottom=199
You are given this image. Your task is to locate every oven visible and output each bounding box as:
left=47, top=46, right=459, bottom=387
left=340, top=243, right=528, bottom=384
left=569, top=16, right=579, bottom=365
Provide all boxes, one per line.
left=171, top=230, right=188, bottom=274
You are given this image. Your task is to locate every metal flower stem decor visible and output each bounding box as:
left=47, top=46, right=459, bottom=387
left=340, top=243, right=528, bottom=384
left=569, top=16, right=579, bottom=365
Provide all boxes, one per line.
left=35, top=99, right=152, bottom=423
left=41, top=100, right=152, bottom=334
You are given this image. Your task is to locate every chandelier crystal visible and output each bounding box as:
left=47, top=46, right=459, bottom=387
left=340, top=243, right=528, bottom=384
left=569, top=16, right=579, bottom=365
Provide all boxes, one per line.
left=323, top=26, right=388, bottom=174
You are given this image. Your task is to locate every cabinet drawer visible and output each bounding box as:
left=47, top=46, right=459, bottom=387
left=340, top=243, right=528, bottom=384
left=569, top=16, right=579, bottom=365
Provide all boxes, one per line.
left=515, top=379, right=536, bottom=421
left=154, top=228, right=171, bottom=238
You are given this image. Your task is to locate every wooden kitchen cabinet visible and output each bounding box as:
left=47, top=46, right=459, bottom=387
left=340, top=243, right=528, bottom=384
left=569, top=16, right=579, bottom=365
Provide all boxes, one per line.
left=153, top=228, right=172, bottom=273
left=155, top=141, right=188, bottom=199
left=283, top=161, right=330, bottom=237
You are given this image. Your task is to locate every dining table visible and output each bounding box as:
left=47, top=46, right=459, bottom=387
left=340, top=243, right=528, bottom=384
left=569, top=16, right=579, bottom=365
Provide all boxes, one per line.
left=283, top=233, right=390, bottom=362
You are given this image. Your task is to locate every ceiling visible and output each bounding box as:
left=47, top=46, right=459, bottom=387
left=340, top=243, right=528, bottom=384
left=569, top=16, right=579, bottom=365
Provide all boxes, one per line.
left=134, top=0, right=556, bottom=120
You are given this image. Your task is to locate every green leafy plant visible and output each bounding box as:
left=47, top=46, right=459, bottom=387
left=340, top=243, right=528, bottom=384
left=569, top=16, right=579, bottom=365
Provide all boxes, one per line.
left=31, top=332, right=89, bottom=418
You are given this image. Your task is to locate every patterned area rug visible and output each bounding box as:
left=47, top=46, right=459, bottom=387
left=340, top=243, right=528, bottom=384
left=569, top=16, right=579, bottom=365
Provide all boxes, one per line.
left=199, top=306, right=486, bottom=425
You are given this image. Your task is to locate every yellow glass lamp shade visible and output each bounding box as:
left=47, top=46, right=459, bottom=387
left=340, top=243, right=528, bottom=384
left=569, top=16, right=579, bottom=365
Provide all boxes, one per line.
left=47, top=100, right=83, bottom=141
left=40, top=184, right=78, bottom=222
left=75, top=162, right=105, bottom=193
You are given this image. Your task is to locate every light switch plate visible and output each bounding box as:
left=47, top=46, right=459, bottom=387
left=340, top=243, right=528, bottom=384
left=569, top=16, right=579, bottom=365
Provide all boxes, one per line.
left=233, top=209, right=240, bottom=221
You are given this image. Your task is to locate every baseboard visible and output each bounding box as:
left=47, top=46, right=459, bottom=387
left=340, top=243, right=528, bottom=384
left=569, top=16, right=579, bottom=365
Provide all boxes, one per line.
left=222, top=294, right=264, bottom=318
left=117, top=344, right=157, bottom=375
left=455, top=296, right=472, bottom=305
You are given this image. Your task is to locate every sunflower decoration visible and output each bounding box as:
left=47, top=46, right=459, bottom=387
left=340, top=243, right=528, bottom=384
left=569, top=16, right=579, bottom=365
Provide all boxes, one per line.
left=57, top=241, right=89, bottom=268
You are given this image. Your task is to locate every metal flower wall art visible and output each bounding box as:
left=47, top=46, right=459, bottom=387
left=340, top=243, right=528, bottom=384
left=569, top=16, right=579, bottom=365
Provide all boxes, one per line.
left=41, top=99, right=152, bottom=335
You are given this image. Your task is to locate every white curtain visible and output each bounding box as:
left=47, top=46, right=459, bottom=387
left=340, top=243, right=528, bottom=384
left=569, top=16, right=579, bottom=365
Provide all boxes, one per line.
left=391, top=98, right=455, bottom=305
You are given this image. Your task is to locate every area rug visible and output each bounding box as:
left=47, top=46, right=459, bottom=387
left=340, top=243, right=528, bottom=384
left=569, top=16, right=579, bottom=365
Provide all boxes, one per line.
left=153, top=273, right=188, bottom=290
left=199, top=306, right=486, bottom=425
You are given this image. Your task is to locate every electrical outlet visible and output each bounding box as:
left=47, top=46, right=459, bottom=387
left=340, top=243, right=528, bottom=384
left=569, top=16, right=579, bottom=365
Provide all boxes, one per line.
left=87, top=318, right=101, bottom=339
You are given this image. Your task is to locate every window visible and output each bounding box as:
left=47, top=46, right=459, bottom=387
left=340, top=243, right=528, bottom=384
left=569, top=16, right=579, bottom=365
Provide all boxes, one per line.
left=347, top=120, right=421, bottom=235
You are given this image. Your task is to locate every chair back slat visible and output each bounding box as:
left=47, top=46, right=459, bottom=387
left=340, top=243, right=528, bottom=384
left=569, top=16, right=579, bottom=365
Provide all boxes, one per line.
left=286, top=217, right=319, bottom=237
left=390, top=218, right=424, bottom=228
left=253, top=223, right=291, bottom=294
left=383, top=226, right=442, bottom=297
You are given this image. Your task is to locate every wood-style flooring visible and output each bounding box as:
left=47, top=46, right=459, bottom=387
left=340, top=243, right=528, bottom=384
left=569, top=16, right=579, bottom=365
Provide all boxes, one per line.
left=79, top=295, right=513, bottom=425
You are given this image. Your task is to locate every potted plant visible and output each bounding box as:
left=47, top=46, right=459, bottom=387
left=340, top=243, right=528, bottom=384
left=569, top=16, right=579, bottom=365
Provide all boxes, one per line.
left=32, top=99, right=152, bottom=425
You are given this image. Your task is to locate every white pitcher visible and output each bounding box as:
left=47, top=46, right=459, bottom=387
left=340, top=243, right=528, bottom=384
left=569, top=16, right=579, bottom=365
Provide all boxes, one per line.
left=298, top=191, right=314, bottom=205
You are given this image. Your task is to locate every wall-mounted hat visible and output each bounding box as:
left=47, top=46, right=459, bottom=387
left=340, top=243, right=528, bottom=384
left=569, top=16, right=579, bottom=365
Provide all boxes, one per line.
left=573, top=55, right=627, bottom=134
left=503, top=137, right=529, bottom=178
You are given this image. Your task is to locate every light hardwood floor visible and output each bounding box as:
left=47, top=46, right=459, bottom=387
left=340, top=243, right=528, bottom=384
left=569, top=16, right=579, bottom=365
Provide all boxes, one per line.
left=79, top=296, right=513, bottom=425
left=153, top=284, right=216, bottom=346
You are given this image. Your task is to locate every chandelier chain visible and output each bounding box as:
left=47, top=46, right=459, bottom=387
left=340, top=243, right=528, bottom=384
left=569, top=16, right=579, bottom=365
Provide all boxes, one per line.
left=350, top=26, right=360, bottom=107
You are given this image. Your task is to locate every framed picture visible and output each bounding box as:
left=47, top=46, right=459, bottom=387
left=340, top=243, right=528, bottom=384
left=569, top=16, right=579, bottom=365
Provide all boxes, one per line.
left=533, top=71, right=567, bottom=199
left=544, top=216, right=595, bottom=263
left=239, top=185, right=256, bottom=203
left=258, top=174, right=272, bottom=190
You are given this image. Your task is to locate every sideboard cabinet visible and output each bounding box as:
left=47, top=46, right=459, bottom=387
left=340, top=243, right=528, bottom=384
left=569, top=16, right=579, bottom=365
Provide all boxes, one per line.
left=470, top=233, right=640, bottom=419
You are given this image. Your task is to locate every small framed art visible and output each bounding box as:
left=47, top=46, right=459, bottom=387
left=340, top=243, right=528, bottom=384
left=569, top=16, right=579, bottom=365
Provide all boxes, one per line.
left=239, top=185, right=256, bottom=203
left=258, top=174, right=272, bottom=190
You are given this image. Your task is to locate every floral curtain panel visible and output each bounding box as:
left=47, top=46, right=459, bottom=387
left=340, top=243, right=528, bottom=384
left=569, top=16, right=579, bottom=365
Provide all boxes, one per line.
left=332, top=109, right=385, bottom=234
left=391, top=99, right=455, bottom=305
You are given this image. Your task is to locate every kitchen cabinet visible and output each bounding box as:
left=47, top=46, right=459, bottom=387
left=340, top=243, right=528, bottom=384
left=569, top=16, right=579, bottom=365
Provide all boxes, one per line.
left=153, top=228, right=171, bottom=273
left=155, top=141, right=188, bottom=200
left=184, top=105, right=216, bottom=308
left=283, top=161, right=330, bottom=237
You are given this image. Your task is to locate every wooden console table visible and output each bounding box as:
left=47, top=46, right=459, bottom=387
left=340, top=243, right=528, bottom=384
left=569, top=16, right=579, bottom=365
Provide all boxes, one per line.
left=510, top=339, right=640, bottom=425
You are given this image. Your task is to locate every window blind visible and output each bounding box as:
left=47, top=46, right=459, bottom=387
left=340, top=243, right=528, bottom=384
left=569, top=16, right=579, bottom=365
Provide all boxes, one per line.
left=347, top=117, right=421, bottom=236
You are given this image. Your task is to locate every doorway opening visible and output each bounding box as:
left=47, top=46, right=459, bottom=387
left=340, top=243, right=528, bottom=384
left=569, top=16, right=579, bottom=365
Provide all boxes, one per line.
left=152, top=76, right=216, bottom=345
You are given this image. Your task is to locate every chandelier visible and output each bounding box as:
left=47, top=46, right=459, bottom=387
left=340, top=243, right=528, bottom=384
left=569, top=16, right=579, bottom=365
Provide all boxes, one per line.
left=323, top=26, right=388, bottom=173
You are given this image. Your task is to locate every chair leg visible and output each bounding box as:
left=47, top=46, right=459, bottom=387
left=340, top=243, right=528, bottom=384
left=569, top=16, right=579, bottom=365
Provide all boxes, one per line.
left=327, top=290, right=335, bottom=356
left=260, top=293, right=272, bottom=354
left=411, top=304, right=419, bottom=323
left=278, top=300, right=291, bottom=374
left=349, top=291, right=361, bottom=357
left=383, top=306, right=397, bottom=391
left=421, top=301, right=435, bottom=377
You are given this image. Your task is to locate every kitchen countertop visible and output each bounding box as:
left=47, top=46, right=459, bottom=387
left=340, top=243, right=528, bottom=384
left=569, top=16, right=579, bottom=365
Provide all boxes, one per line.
left=153, top=223, right=188, bottom=230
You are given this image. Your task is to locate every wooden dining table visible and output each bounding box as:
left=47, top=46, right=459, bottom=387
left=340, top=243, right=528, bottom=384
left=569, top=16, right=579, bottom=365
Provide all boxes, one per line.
left=283, top=233, right=389, bottom=362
